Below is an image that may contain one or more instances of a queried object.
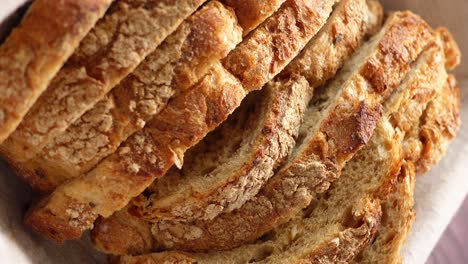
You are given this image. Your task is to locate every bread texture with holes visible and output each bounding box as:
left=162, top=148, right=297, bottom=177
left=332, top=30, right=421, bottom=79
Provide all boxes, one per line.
left=1, top=0, right=207, bottom=163
left=0, top=0, right=112, bottom=144
left=24, top=0, right=337, bottom=243
left=15, top=0, right=243, bottom=192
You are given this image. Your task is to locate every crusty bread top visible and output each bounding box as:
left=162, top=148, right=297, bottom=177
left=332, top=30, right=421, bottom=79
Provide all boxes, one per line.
left=1, top=0, right=206, bottom=162
left=223, top=0, right=286, bottom=36
left=0, top=0, right=111, bottom=144
left=128, top=0, right=380, bottom=224
left=148, top=10, right=434, bottom=252
left=222, top=0, right=336, bottom=92
left=17, top=0, right=243, bottom=193
left=413, top=75, right=461, bottom=175
left=25, top=0, right=337, bottom=243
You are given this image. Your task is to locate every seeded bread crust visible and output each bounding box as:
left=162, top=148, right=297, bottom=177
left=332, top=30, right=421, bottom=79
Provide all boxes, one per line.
left=0, top=0, right=112, bottom=144
left=1, top=0, right=206, bottom=162
left=149, top=11, right=435, bottom=252
left=91, top=0, right=383, bottom=254
left=16, top=1, right=243, bottom=192
left=25, top=0, right=337, bottom=243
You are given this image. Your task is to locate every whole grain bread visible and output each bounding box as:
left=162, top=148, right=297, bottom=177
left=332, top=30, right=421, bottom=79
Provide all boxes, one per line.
left=0, top=0, right=112, bottom=144
left=25, top=0, right=337, bottom=243
left=147, top=11, right=437, bottom=252
left=15, top=0, right=243, bottom=192
left=1, top=0, right=206, bottom=162
left=125, top=0, right=381, bottom=224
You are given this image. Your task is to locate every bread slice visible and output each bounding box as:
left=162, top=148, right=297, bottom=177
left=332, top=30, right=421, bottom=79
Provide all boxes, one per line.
left=25, top=0, right=337, bottom=243
left=0, top=0, right=207, bottom=162
left=0, top=0, right=112, bottom=144
left=353, top=160, right=415, bottom=264
left=134, top=76, right=313, bottom=223
left=146, top=11, right=437, bottom=252
left=354, top=76, right=461, bottom=264
left=221, top=0, right=337, bottom=92
left=15, top=0, right=243, bottom=192
left=126, top=0, right=382, bottom=224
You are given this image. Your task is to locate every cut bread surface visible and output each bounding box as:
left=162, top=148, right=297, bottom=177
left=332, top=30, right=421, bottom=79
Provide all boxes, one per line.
left=131, top=75, right=313, bottom=223
left=25, top=0, right=337, bottom=243
left=147, top=11, right=435, bottom=252
left=128, top=0, right=381, bottom=224
left=0, top=0, right=112, bottom=144
left=115, top=27, right=458, bottom=264
left=91, top=0, right=384, bottom=254
left=1, top=0, right=207, bottom=162
left=16, top=0, right=243, bottom=192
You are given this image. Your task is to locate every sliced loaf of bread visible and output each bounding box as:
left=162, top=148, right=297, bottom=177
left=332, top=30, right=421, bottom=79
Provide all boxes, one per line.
left=148, top=11, right=437, bottom=252
left=1, top=0, right=207, bottom=162
left=16, top=0, right=243, bottom=192
left=126, top=0, right=382, bottom=223
left=0, top=0, right=112, bottom=143
left=24, top=0, right=337, bottom=243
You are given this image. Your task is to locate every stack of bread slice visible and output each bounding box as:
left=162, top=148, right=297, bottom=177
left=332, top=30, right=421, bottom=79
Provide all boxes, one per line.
left=0, top=0, right=461, bottom=263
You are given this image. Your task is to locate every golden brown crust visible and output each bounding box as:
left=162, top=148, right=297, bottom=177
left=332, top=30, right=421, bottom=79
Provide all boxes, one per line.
left=1, top=0, right=206, bottom=162
left=0, top=0, right=112, bottom=144
left=91, top=209, right=156, bottom=256
left=24, top=63, right=246, bottom=243
left=415, top=75, right=461, bottom=175
left=222, top=0, right=336, bottom=92
left=16, top=1, right=243, bottom=192
left=223, top=0, right=287, bottom=35
left=436, top=28, right=461, bottom=71
left=149, top=10, right=433, bottom=252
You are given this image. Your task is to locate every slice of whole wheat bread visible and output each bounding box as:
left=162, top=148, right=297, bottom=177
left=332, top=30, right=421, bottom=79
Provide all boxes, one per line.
left=354, top=74, right=461, bottom=264
left=14, top=0, right=243, bottom=192
left=0, top=0, right=112, bottom=144
left=0, top=0, right=207, bottom=162
left=24, top=0, right=337, bottom=243
left=125, top=0, right=381, bottom=224
left=147, top=11, right=437, bottom=252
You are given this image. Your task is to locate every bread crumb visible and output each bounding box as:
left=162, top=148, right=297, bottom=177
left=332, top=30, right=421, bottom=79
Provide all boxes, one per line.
left=119, top=147, right=131, bottom=156
left=128, top=163, right=140, bottom=173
